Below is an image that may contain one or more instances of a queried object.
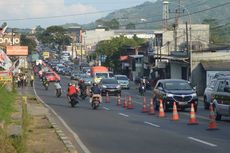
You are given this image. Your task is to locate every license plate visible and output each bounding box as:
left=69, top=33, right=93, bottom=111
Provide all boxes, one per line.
left=179, top=102, right=187, bottom=105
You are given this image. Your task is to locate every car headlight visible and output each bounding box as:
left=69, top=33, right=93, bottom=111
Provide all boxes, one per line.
left=191, top=93, right=197, bottom=97
left=166, top=93, right=174, bottom=97
left=102, top=85, right=107, bottom=88
left=116, top=85, right=121, bottom=89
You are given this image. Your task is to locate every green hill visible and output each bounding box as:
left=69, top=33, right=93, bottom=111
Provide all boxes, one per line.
left=83, top=0, right=230, bottom=30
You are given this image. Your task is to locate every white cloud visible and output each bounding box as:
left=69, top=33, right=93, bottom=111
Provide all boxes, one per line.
left=0, top=0, right=102, bottom=28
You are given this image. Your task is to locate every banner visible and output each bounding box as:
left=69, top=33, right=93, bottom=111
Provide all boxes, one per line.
left=0, top=49, right=12, bottom=70
left=6, top=46, right=28, bottom=56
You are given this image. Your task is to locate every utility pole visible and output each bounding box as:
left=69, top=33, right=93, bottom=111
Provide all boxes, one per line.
left=170, top=0, right=184, bottom=51
left=186, top=22, right=189, bottom=54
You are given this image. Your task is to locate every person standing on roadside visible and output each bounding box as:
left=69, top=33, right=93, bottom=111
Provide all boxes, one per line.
left=30, top=74, right=34, bottom=87
left=17, top=75, right=21, bottom=87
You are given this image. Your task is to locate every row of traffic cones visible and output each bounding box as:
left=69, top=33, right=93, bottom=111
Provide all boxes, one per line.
left=110, top=93, right=218, bottom=130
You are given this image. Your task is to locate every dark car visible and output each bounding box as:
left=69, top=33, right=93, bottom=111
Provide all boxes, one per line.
left=99, top=78, right=121, bottom=96
left=153, top=79, right=198, bottom=112
left=205, top=76, right=230, bottom=120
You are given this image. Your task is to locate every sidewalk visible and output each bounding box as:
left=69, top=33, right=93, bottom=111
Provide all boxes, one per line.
left=16, top=84, right=77, bottom=153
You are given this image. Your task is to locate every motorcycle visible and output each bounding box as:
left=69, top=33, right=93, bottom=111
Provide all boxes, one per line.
left=91, top=94, right=101, bottom=110
left=69, top=94, right=79, bottom=107
left=80, top=88, right=87, bottom=100
left=139, top=85, right=146, bottom=96
left=43, top=81, right=49, bottom=90
left=56, top=89, right=62, bottom=97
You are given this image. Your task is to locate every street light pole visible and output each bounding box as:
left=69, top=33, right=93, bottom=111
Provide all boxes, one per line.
left=169, top=1, right=192, bottom=81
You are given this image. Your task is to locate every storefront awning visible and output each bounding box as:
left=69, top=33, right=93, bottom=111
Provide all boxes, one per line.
left=201, top=60, right=230, bottom=71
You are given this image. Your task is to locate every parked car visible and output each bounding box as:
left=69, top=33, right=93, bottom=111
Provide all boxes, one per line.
left=205, top=76, right=230, bottom=120
left=153, top=79, right=198, bottom=112
left=114, top=75, right=130, bottom=89
left=99, top=78, right=121, bottom=96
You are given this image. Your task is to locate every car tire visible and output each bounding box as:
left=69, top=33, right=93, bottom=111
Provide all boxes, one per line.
left=154, top=98, right=159, bottom=111
left=215, top=112, right=222, bottom=121
left=163, top=101, right=169, bottom=112
left=204, top=96, right=209, bottom=110
left=194, top=105, right=198, bottom=112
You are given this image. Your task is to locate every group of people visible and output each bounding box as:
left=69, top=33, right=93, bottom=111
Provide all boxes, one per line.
left=15, top=73, right=34, bottom=88
left=54, top=79, right=102, bottom=104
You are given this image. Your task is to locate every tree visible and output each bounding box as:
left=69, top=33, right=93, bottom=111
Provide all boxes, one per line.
left=96, top=36, right=145, bottom=73
left=36, top=26, right=72, bottom=51
left=126, top=23, right=136, bottom=29
left=20, top=35, right=37, bottom=54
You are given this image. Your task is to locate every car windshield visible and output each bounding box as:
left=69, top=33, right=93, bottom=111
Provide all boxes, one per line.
left=116, top=76, right=128, bottom=80
left=46, top=73, right=55, bottom=77
left=102, top=79, right=118, bottom=84
left=164, top=81, right=192, bottom=90
left=96, top=73, right=108, bottom=78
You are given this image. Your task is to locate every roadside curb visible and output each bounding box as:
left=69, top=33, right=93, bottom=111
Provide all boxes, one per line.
left=32, top=84, right=79, bottom=153
left=48, top=116, right=78, bottom=153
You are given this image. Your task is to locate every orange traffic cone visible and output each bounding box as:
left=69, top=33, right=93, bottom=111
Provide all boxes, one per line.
left=188, top=103, right=198, bottom=125
left=105, top=92, right=110, bottom=103
left=148, top=98, right=155, bottom=115
left=127, top=96, right=134, bottom=109
left=123, top=95, right=128, bottom=108
left=117, top=95, right=121, bottom=106
left=141, top=97, right=148, bottom=113
left=171, top=102, right=179, bottom=121
left=158, top=99, right=165, bottom=117
left=207, top=103, right=218, bottom=130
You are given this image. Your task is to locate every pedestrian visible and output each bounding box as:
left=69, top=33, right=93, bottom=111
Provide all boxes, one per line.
left=30, top=74, right=34, bottom=87
left=20, top=75, right=24, bottom=88
left=23, top=74, right=27, bottom=87
left=17, top=75, right=21, bottom=88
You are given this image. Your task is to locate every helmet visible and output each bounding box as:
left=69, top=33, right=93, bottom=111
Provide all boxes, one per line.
left=93, top=83, right=97, bottom=86
left=68, top=83, right=72, bottom=86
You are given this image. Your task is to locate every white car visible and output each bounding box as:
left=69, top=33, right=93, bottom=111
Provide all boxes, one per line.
left=115, top=75, right=130, bottom=89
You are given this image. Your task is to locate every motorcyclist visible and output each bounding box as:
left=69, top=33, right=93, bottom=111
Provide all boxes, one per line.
left=67, top=83, right=80, bottom=101
left=54, top=80, right=62, bottom=97
left=90, top=83, right=102, bottom=104
left=43, top=77, right=49, bottom=87
left=79, top=80, right=87, bottom=97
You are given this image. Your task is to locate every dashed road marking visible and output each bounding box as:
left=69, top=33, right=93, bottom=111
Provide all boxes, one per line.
left=103, top=107, right=110, bottom=111
left=118, top=113, right=129, bottom=118
left=188, top=137, right=217, bottom=147
left=144, top=121, right=160, bottom=128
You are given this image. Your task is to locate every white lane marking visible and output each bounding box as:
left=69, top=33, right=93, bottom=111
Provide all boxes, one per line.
left=188, top=137, right=217, bottom=147
left=118, top=113, right=129, bottom=118
left=144, top=121, right=160, bottom=128
left=103, top=107, right=110, bottom=111
left=33, top=82, right=91, bottom=153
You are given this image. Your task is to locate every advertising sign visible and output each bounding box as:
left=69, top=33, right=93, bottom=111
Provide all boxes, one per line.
left=6, top=46, right=28, bottom=56
left=206, top=71, right=230, bottom=86
left=0, top=49, right=12, bottom=70
left=0, top=71, right=12, bottom=82
left=0, top=34, right=20, bottom=46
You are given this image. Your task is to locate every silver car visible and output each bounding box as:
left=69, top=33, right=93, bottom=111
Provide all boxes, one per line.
left=115, top=75, right=130, bottom=89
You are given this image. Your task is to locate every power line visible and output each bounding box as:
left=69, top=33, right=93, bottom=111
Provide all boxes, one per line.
left=1, top=0, right=230, bottom=31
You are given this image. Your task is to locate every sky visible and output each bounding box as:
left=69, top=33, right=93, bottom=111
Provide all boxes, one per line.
left=0, top=0, right=156, bottom=29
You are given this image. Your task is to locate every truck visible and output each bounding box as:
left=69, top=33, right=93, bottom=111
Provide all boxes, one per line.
left=91, top=66, right=110, bottom=83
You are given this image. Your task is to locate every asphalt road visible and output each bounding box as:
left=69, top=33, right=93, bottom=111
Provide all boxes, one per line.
left=34, top=75, right=230, bottom=153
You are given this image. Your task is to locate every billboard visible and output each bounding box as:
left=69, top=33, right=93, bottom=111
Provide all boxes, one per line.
left=0, top=71, right=12, bottom=82
left=6, top=46, right=28, bottom=56
left=0, top=49, right=12, bottom=70
left=0, top=34, right=20, bottom=46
